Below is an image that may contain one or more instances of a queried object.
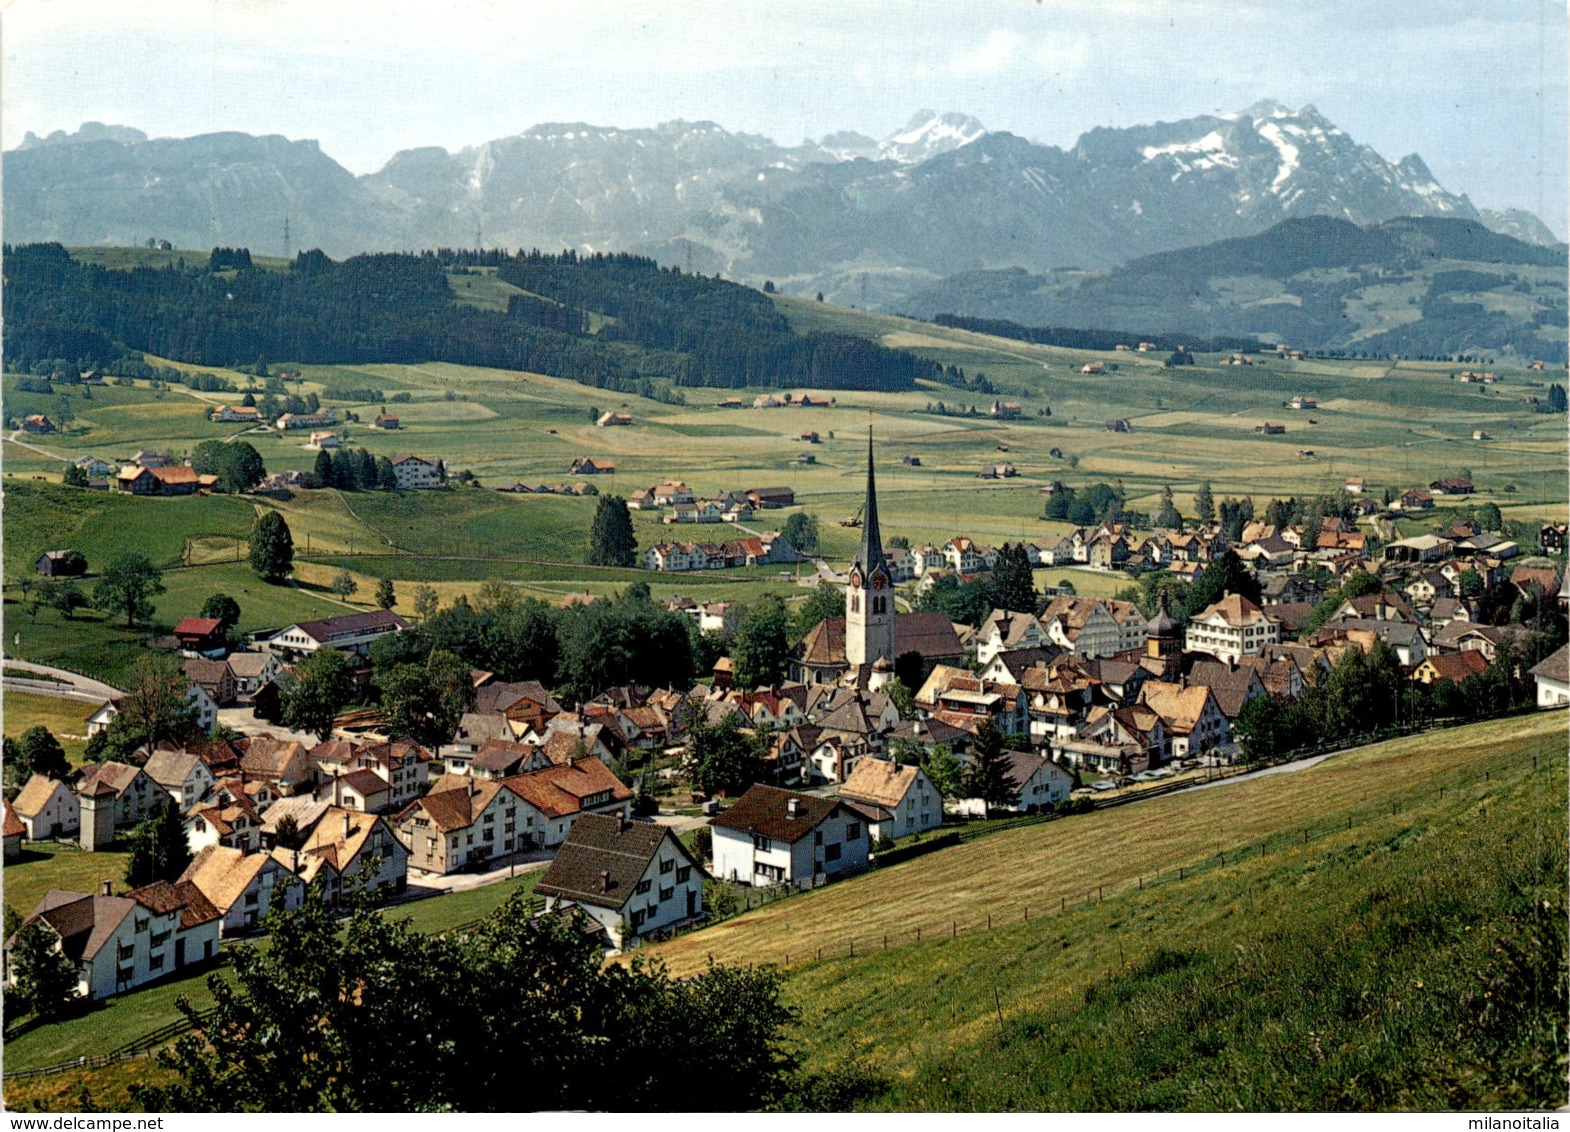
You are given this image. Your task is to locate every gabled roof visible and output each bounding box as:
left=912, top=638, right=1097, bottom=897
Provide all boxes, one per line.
left=178, top=846, right=276, bottom=913
left=14, top=773, right=71, bottom=818
left=839, top=758, right=921, bottom=810
left=1193, top=594, right=1271, bottom=628
left=174, top=617, right=224, bottom=637
left=144, top=750, right=205, bottom=790
left=501, top=759, right=632, bottom=819
left=128, top=879, right=221, bottom=929
left=76, top=762, right=146, bottom=799
left=711, top=784, right=852, bottom=843
left=20, top=891, right=135, bottom=961
left=285, top=609, right=409, bottom=644
left=1419, top=650, right=1491, bottom=683
left=535, top=814, right=703, bottom=911
left=1530, top=644, right=1570, bottom=684
left=4, top=800, right=26, bottom=839
left=1137, top=681, right=1218, bottom=735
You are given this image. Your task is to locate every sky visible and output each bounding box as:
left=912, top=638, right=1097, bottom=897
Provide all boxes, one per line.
left=4, top=0, right=1566, bottom=236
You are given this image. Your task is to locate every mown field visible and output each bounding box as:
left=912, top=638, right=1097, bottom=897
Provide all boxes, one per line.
left=780, top=742, right=1564, bottom=1111
left=642, top=711, right=1563, bottom=975
left=2, top=691, right=95, bottom=764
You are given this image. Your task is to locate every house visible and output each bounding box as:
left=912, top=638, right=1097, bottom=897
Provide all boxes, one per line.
left=501, top=758, right=635, bottom=848
left=390, top=454, right=445, bottom=489
left=596, top=411, right=633, bottom=427
left=238, top=736, right=316, bottom=795
left=1410, top=651, right=1490, bottom=686
left=274, top=411, right=338, bottom=431
left=21, top=414, right=55, bottom=433
left=535, top=814, right=707, bottom=950
left=710, top=785, right=870, bottom=887
left=1396, top=489, right=1434, bottom=511
left=1058, top=705, right=1165, bottom=776
left=186, top=783, right=266, bottom=855
left=74, top=456, right=113, bottom=477
left=226, top=651, right=282, bottom=699
left=5, top=881, right=220, bottom=1001
left=178, top=845, right=304, bottom=936
left=955, top=752, right=1074, bottom=817
left=173, top=617, right=228, bottom=657
left=989, top=401, right=1023, bottom=419
left=12, top=774, right=80, bottom=840
left=286, top=808, right=408, bottom=904
left=143, top=750, right=215, bottom=808
left=371, top=411, right=400, bottom=430
left=837, top=758, right=942, bottom=842
left=568, top=457, right=616, bottom=476
left=1428, top=477, right=1475, bottom=496
left=1530, top=645, right=1570, bottom=708
left=129, top=450, right=172, bottom=468
left=269, top=610, right=409, bottom=660
left=1254, top=422, right=1286, bottom=435
left=979, top=462, right=1017, bottom=479
left=1185, top=660, right=1268, bottom=723
left=1082, top=362, right=1106, bottom=375
left=182, top=658, right=237, bottom=707
left=1137, top=681, right=1230, bottom=761
left=469, top=739, right=548, bottom=781
left=1344, top=477, right=1367, bottom=494
left=208, top=405, right=262, bottom=424
left=1382, top=534, right=1455, bottom=565
left=902, top=455, right=922, bottom=467
left=1287, top=395, right=1317, bottom=410
left=1040, top=597, right=1148, bottom=659
left=115, top=464, right=202, bottom=496
left=1184, top=595, right=1281, bottom=664
left=794, top=452, right=817, bottom=466
left=76, top=763, right=171, bottom=850
left=1541, top=524, right=1568, bottom=556
left=316, top=769, right=391, bottom=814
left=303, top=431, right=339, bottom=451
left=1104, top=419, right=1132, bottom=433
left=34, top=550, right=86, bottom=577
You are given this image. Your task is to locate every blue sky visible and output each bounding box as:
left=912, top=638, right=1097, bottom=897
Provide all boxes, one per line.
left=4, top=0, right=1565, bottom=236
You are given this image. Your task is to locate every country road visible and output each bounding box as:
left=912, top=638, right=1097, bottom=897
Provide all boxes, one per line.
left=1, top=659, right=122, bottom=701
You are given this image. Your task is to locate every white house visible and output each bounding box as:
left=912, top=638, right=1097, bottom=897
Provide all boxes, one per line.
left=710, top=785, right=870, bottom=887
left=268, top=610, right=409, bottom=660
left=143, top=750, right=215, bottom=809
left=1184, top=595, right=1281, bottom=664
left=837, top=758, right=943, bottom=842
left=954, top=751, right=1075, bottom=816
left=179, top=845, right=305, bottom=936
left=535, top=814, right=708, bottom=950
left=12, top=774, right=79, bottom=840
left=5, top=880, right=220, bottom=1001
left=390, top=454, right=445, bottom=489
left=1531, top=645, right=1570, bottom=708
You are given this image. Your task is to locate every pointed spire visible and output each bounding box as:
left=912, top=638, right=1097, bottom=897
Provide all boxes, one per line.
left=856, top=425, right=887, bottom=577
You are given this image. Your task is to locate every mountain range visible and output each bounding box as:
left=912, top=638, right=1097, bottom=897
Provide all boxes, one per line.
left=6, top=104, right=1562, bottom=318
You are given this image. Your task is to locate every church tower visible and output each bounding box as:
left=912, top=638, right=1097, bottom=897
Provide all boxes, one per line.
left=845, top=428, right=897, bottom=668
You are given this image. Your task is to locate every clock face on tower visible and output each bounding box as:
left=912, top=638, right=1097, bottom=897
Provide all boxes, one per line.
left=871, top=572, right=888, bottom=589
left=849, top=567, right=863, bottom=588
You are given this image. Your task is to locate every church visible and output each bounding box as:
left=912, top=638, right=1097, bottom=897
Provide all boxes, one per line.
left=789, top=432, right=965, bottom=687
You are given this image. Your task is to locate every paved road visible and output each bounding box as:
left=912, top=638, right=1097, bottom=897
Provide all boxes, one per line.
left=2, top=659, right=122, bottom=701
left=408, top=849, right=556, bottom=893
left=1185, top=752, right=1337, bottom=792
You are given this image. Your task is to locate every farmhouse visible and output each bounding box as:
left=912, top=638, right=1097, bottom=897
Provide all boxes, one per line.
left=303, top=430, right=339, bottom=451
left=34, top=549, right=85, bottom=577
left=274, top=410, right=338, bottom=431
left=710, top=785, right=869, bottom=887
left=746, top=486, right=795, bottom=509
left=115, top=464, right=203, bottom=496
left=13, top=774, right=80, bottom=840
left=596, top=411, right=633, bottom=427
left=535, top=814, right=707, bottom=949
left=1184, top=595, right=1281, bottom=664
left=209, top=405, right=261, bottom=423
left=269, top=609, right=409, bottom=660
left=1530, top=645, right=1570, bottom=708
left=391, top=454, right=445, bottom=489
left=568, top=457, right=616, bottom=475
left=372, top=411, right=401, bottom=429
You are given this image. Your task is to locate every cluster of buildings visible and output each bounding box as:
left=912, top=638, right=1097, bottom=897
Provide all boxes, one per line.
left=626, top=481, right=796, bottom=525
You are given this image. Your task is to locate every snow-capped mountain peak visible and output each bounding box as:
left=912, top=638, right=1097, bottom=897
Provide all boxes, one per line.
left=878, top=110, right=987, bottom=163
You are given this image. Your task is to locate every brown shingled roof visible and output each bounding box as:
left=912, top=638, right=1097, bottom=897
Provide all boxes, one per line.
left=501, top=759, right=632, bottom=819
left=710, top=784, right=849, bottom=843
left=535, top=813, right=703, bottom=910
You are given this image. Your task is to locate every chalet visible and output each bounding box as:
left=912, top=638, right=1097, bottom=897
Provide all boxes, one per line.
left=1344, top=477, right=1367, bottom=494
left=955, top=751, right=1074, bottom=817
left=34, top=550, right=86, bottom=577
left=226, top=651, right=282, bottom=699
left=178, top=846, right=304, bottom=936
left=20, top=414, right=55, bottom=433
left=1254, top=422, right=1286, bottom=435
left=1410, top=650, right=1490, bottom=687
left=710, top=785, right=869, bottom=887
left=1040, top=597, right=1148, bottom=659
left=391, top=454, right=445, bottom=489
left=274, top=410, right=337, bottom=431
left=116, top=464, right=202, bottom=496
left=186, top=783, right=266, bottom=855
left=979, top=462, right=1017, bottom=479
left=1541, top=524, right=1568, bottom=556
left=837, top=758, right=942, bottom=842
left=143, top=750, right=215, bottom=808
left=238, top=736, right=315, bottom=795
left=208, top=405, right=261, bottom=423
left=13, top=774, right=80, bottom=840
left=596, top=411, right=633, bottom=427
left=1137, top=681, right=1230, bottom=761
left=269, top=609, right=409, bottom=660
left=174, top=618, right=228, bottom=657
left=568, top=457, right=616, bottom=476
left=371, top=411, right=401, bottom=430
left=1396, top=489, right=1434, bottom=511
left=74, top=456, right=113, bottom=477
left=129, top=450, right=172, bottom=468
left=1287, top=395, right=1317, bottom=410
left=287, top=808, right=408, bottom=904
left=5, top=881, right=220, bottom=1001
left=535, top=814, right=707, bottom=950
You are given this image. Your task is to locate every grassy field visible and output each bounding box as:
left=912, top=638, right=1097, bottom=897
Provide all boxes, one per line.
left=641, top=712, right=1562, bottom=976
left=3, top=841, right=136, bottom=928
left=2, top=692, right=94, bottom=764
left=779, top=745, right=1564, bottom=1110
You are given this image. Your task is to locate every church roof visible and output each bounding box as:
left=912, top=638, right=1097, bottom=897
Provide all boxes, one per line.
left=852, top=428, right=889, bottom=581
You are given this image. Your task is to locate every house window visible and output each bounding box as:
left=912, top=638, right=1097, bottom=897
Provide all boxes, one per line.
left=751, top=834, right=770, bottom=852
left=676, top=866, right=691, bottom=883
left=845, top=822, right=861, bottom=841
left=824, top=843, right=842, bottom=862
left=635, top=879, right=652, bottom=895
left=660, top=857, right=675, bottom=874
left=135, top=918, right=149, bottom=934
left=150, top=953, right=165, bottom=970
left=630, top=908, right=647, bottom=929
left=659, top=886, right=674, bottom=903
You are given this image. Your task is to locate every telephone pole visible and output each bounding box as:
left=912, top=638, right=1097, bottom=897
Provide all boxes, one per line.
left=283, top=216, right=290, bottom=260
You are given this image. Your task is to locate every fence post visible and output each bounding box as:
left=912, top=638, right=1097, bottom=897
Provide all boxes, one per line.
left=883, top=934, right=888, bottom=949
left=952, top=920, right=957, bottom=938
left=916, top=926, right=921, bottom=941
left=816, top=946, right=822, bottom=960
left=1061, top=896, right=1066, bottom=911
left=987, top=913, right=992, bottom=930
left=1179, top=866, right=1184, bottom=880
left=849, top=940, right=854, bottom=957
left=1098, top=885, right=1104, bottom=902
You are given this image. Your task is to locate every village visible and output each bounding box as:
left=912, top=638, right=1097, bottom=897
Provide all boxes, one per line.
left=5, top=432, right=1566, bottom=1009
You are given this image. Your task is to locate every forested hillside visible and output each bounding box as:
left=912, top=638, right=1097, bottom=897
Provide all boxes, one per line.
left=1, top=243, right=940, bottom=393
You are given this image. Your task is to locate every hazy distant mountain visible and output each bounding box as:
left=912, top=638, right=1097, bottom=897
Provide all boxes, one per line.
left=905, top=215, right=1569, bottom=362
left=5, top=106, right=1560, bottom=312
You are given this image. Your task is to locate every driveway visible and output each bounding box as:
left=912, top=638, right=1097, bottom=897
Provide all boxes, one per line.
left=408, top=849, right=556, bottom=893
left=215, top=706, right=321, bottom=745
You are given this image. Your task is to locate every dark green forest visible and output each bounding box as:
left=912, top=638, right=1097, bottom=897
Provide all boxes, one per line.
left=1, top=243, right=942, bottom=393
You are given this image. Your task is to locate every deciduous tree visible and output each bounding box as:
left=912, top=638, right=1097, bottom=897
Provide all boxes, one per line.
left=377, top=649, right=476, bottom=749
left=281, top=648, right=356, bottom=741
left=731, top=596, right=790, bottom=690
left=248, top=511, right=294, bottom=583
left=93, top=553, right=165, bottom=627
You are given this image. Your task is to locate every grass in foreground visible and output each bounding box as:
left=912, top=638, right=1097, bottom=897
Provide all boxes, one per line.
left=2, top=691, right=94, bottom=764
left=781, top=753, right=1565, bottom=1111
left=643, top=713, right=1562, bottom=975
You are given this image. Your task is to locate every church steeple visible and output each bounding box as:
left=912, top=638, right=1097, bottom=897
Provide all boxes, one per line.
left=855, top=426, right=888, bottom=580
left=845, top=426, right=896, bottom=669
